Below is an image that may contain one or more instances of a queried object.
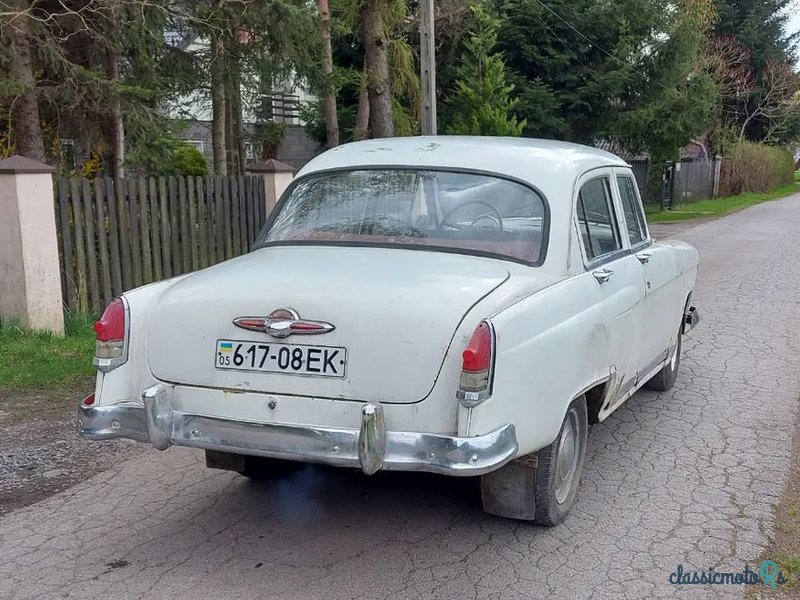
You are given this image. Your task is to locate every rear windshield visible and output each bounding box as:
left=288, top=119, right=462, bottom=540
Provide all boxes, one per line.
left=257, top=169, right=548, bottom=264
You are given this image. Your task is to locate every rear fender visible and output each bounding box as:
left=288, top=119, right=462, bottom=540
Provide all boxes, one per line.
left=94, top=277, right=188, bottom=407
left=462, top=275, right=619, bottom=455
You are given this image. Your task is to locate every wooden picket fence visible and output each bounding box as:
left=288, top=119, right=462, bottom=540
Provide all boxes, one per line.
left=55, top=175, right=268, bottom=314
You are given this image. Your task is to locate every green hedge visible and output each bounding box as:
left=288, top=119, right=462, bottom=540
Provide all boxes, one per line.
left=719, top=142, right=796, bottom=196
left=167, top=143, right=209, bottom=177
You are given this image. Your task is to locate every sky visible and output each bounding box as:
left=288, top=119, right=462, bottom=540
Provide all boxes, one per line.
left=789, top=0, right=800, bottom=65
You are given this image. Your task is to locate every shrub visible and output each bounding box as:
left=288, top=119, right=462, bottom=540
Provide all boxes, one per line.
left=127, top=133, right=209, bottom=177
left=167, top=143, right=208, bottom=176
left=719, top=142, right=796, bottom=196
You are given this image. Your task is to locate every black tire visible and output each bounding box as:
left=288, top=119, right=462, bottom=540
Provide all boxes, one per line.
left=644, top=323, right=682, bottom=392
left=534, top=395, right=588, bottom=526
left=240, top=456, right=303, bottom=480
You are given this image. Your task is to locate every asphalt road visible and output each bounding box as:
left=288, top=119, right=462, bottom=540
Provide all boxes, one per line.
left=2, top=197, right=800, bottom=600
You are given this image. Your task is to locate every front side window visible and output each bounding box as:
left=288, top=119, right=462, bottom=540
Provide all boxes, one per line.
left=576, top=177, right=621, bottom=261
left=617, top=175, right=647, bottom=246
left=258, top=169, right=548, bottom=264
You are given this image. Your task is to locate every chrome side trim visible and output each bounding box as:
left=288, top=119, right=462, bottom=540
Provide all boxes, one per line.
left=78, top=393, right=518, bottom=477
left=617, top=375, right=636, bottom=398
left=637, top=349, right=669, bottom=384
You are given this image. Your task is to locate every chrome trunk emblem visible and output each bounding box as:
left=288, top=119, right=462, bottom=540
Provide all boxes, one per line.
left=233, top=308, right=335, bottom=339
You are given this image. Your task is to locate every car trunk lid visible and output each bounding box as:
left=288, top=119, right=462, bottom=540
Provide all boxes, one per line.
left=146, top=246, right=509, bottom=403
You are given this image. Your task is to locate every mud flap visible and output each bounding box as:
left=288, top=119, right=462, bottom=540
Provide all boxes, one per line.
left=480, top=454, right=537, bottom=521
left=683, top=306, right=700, bottom=333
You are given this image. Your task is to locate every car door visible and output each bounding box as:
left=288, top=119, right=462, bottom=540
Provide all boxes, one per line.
left=574, top=171, right=645, bottom=401
left=612, top=170, right=681, bottom=382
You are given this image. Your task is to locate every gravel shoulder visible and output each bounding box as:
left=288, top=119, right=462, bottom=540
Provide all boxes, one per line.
left=0, top=379, right=144, bottom=515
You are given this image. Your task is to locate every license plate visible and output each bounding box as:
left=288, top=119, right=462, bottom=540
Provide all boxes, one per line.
left=215, top=339, right=347, bottom=378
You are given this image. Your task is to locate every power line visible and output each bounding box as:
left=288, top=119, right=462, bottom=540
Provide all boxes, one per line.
left=532, top=0, right=672, bottom=93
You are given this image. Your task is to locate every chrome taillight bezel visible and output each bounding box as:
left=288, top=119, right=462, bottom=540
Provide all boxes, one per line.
left=93, top=296, right=130, bottom=373
left=456, top=320, right=496, bottom=408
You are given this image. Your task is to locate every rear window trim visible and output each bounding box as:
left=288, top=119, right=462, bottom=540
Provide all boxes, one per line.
left=253, top=165, right=551, bottom=267
left=616, top=174, right=649, bottom=247
left=576, top=175, right=623, bottom=263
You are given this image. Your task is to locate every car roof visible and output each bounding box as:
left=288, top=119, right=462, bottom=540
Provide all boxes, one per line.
left=296, top=136, right=629, bottom=193
left=293, top=136, right=631, bottom=275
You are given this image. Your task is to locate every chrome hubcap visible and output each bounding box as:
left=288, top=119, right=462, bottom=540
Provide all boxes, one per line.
left=554, top=410, right=581, bottom=504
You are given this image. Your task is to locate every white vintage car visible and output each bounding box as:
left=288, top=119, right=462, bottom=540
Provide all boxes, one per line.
left=79, top=137, right=699, bottom=525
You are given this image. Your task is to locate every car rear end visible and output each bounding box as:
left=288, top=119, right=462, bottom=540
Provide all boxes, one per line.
left=78, top=250, right=523, bottom=476
left=79, top=163, right=553, bottom=478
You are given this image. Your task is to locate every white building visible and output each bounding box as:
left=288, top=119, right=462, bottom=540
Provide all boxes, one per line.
left=164, top=33, right=320, bottom=169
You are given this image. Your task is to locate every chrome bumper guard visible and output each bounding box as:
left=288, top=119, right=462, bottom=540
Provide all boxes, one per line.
left=78, top=385, right=518, bottom=476
left=684, top=306, right=700, bottom=333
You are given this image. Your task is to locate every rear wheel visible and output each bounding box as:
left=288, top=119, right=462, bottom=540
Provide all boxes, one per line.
left=533, top=395, right=588, bottom=526
left=480, top=395, right=588, bottom=525
left=644, top=322, right=682, bottom=392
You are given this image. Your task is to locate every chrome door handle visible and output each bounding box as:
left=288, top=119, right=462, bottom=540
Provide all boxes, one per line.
left=592, top=268, right=614, bottom=284
left=636, top=252, right=652, bottom=264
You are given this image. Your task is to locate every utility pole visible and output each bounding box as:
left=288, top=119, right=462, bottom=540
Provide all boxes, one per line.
left=420, top=0, right=437, bottom=135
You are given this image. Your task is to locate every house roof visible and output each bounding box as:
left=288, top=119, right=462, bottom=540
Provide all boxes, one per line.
left=248, top=158, right=296, bottom=173
left=594, top=135, right=714, bottom=161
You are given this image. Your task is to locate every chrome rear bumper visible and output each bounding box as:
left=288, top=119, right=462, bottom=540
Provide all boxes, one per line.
left=78, top=385, right=518, bottom=476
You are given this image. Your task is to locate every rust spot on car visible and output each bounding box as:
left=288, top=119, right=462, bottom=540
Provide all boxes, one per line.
left=221, top=387, right=246, bottom=395
left=416, top=142, right=440, bottom=152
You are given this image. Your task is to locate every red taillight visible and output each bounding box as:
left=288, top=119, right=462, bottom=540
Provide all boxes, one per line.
left=458, top=321, right=495, bottom=407
left=95, top=298, right=126, bottom=342
left=94, top=297, right=128, bottom=371
left=82, top=393, right=95, bottom=406
left=462, top=322, right=493, bottom=373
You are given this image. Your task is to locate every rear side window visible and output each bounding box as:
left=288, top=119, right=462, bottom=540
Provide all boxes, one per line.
left=617, top=176, right=647, bottom=246
left=577, top=177, right=621, bottom=260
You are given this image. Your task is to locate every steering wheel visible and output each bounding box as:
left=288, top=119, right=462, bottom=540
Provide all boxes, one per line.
left=440, top=201, right=504, bottom=231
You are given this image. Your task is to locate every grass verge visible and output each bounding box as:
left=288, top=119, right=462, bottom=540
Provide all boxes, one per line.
left=647, top=180, right=800, bottom=223
left=0, top=311, right=96, bottom=390
left=748, top=398, right=800, bottom=597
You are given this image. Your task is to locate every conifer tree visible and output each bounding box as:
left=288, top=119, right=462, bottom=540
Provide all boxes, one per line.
left=445, top=3, right=525, bottom=137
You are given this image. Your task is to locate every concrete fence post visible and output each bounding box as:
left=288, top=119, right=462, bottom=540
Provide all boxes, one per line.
left=247, top=159, right=296, bottom=217
left=0, top=155, right=64, bottom=334
left=712, top=155, right=722, bottom=197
